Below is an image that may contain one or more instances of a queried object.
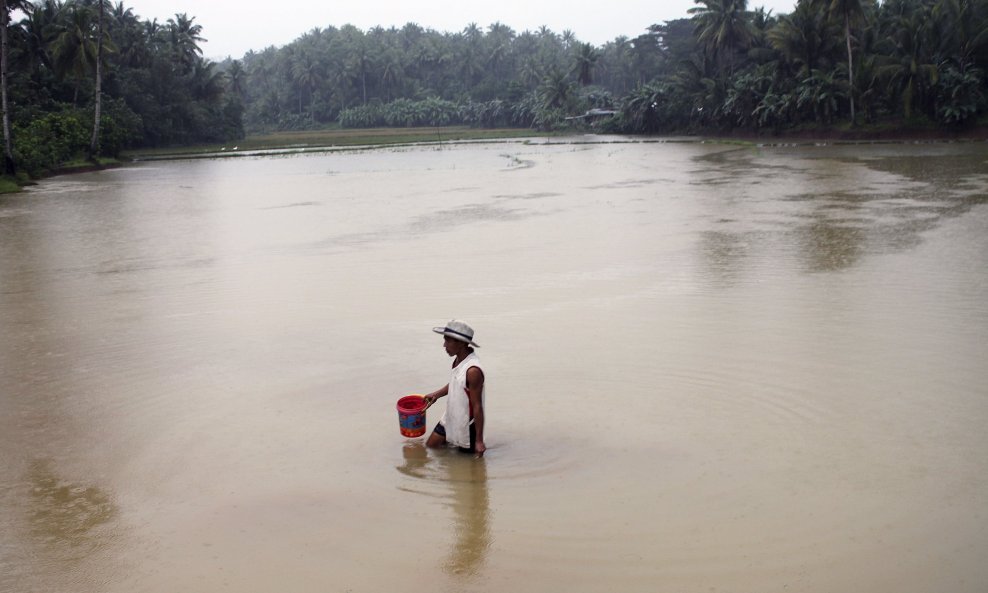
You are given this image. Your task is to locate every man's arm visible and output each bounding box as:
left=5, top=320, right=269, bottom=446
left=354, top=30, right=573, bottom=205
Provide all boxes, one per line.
left=423, top=384, right=449, bottom=409
left=466, top=366, right=485, bottom=457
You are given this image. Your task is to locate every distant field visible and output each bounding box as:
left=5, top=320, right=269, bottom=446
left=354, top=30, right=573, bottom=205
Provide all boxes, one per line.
left=124, top=126, right=550, bottom=159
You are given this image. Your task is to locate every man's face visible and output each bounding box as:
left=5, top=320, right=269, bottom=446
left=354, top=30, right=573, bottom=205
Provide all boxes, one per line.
left=443, top=336, right=462, bottom=356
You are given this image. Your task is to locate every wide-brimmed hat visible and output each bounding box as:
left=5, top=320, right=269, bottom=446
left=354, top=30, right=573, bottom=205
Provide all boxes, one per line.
left=432, top=320, right=479, bottom=348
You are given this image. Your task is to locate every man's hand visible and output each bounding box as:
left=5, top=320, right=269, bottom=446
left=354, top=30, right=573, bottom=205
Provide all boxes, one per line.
left=422, top=395, right=436, bottom=409
left=474, top=441, right=486, bottom=458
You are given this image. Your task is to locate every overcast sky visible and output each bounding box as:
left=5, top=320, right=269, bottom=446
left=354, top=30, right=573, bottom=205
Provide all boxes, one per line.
left=115, top=0, right=797, bottom=60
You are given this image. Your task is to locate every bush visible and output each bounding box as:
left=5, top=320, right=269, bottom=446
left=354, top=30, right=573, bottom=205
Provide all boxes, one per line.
left=98, top=98, right=145, bottom=154
left=935, top=65, right=986, bottom=126
left=12, top=109, right=90, bottom=177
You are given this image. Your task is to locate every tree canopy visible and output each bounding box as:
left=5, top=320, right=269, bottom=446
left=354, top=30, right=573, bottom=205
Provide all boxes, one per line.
left=3, top=0, right=243, bottom=176
left=3, top=0, right=987, bottom=179
left=234, top=0, right=988, bottom=134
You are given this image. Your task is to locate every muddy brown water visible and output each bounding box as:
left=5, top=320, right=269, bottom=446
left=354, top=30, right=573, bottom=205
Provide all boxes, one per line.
left=1, top=138, right=987, bottom=593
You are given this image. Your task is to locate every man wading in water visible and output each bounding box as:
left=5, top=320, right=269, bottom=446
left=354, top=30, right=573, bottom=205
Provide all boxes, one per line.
left=422, top=320, right=486, bottom=458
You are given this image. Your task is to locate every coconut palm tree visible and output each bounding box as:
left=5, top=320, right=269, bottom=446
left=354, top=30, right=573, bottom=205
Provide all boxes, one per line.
left=1, top=0, right=31, bottom=173
left=689, top=0, right=757, bottom=76
left=17, top=0, right=58, bottom=75
left=290, top=50, right=322, bottom=119
left=931, top=0, right=988, bottom=70
left=89, top=0, right=110, bottom=159
left=227, top=59, right=245, bottom=99
left=572, top=42, right=600, bottom=86
left=877, top=7, right=939, bottom=119
left=768, top=1, right=840, bottom=78
left=537, top=66, right=573, bottom=111
left=561, top=29, right=576, bottom=49
left=166, top=13, right=205, bottom=73
left=50, top=2, right=97, bottom=104
left=811, top=0, right=865, bottom=123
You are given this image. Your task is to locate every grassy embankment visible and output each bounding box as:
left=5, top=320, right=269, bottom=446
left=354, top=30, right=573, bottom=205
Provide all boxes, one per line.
left=5, top=121, right=986, bottom=194
left=122, top=126, right=550, bottom=160
left=0, top=156, right=123, bottom=194
left=0, top=127, right=546, bottom=193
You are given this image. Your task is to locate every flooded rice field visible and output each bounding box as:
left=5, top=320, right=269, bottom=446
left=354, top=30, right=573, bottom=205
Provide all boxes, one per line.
left=1, top=137, right=987, bottom=592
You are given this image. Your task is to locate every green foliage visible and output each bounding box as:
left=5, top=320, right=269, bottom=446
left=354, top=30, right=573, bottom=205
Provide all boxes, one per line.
left=9, top=99, right=140, bottom=176
left=0, top=177, right=23, bottom=193
left=7, top=0, right=987, bottom=167
left=338, top=96, right=537, bottom=129
left=796, top=68, right=848, bottom=124
left=3, top=0, right=243, bottom=177
left=230, top=0, right=988, bottom=136
left=98, top=97, right=144, bottom=153
left=12, top=108, right=89, bottom=176
left=934, top=65, right=986, bottom=125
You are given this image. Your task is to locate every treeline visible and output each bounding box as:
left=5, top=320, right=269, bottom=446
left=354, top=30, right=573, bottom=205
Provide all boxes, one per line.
left=241, top=0, right=988, bottom=134
left=238, top=21, right=659, bottom=131
left=4, top=0, right=987, bottom=181
left=2, top=0, right=243, bottom=178
left=628, top=0, right=988, bottom=133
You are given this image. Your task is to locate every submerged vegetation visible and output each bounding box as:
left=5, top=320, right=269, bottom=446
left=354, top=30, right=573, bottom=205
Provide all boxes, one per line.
left=2, top=0, right=987, bottom=190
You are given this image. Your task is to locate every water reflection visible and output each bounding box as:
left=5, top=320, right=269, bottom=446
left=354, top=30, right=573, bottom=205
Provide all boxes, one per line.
left=397, top=443, right=491, bottom=579
left=27, top=459, right=117, bottom=557
left=691, top=145, right=988, bottom=278
left=800, top=219, right=865, bottom=273
left=698, top=230, right=753, bottom=286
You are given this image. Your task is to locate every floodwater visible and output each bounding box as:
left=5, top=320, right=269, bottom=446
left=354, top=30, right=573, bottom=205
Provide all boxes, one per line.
left=1, top=138, right=987, bottom=593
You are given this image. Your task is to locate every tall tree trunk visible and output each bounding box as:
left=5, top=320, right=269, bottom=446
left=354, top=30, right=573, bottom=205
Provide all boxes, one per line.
left=1, top=0, right=15, bottom=175
left=89, top=0, right=104, bottom=159
left=845, top=13, right=856, bottom=125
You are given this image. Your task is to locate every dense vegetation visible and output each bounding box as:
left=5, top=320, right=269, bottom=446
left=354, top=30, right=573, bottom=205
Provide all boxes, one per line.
left=2, top=0, right=987, bottom=182
left=1, top=0, right=242, bottom=178
left=239, top=0, right=988, bottom=135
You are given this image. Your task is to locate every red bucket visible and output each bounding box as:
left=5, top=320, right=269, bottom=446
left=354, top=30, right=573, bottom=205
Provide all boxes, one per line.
left=396, top=395, right=428, bottom=438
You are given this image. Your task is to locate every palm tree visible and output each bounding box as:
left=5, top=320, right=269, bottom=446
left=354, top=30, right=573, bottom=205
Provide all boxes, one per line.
left=768, top=1, right=839, bottom=78
left=486, top=22, right=516, bottom=81
left=932, top=0, right=988, bottom=70
left=459, top=23, right=484, bottom=87
left=50, top=2, right=97, bottom=104
left=572, top=42, right=600, bottom=86
left=166, top=13, right=205, bottom=73
left=623, top=83, right=666, bottom=133
left=561, top=29, right=576, bottom=49
left=16, top=0, right=60, bottom=74
left=109, top=2, right=148, bottom=68
left=290, top=50, right=322, bottom=118
left=227, top=59, right=246, bottom=99
left=89, top=0, right=109, bottom=159
left=877, top=8, right=939, bottom=119
left=190, top=58, right=225, bottom=102
left=537, top=66, right=573, bottom=111
left=1, top=0, right=30, bottom=173
left=689, top=0, right=757, bottom=76
left=811, top=0, right=865, bottom=123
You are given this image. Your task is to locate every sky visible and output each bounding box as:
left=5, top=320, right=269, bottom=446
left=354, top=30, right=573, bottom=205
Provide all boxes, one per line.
left=115, top=0, right=798, bottom=60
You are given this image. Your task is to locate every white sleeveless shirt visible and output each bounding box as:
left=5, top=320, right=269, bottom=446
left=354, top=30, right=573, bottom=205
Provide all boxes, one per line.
left=440, top=351, right=484, bottom=448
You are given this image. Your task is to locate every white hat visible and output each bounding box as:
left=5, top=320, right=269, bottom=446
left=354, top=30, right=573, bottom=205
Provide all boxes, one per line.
left=432, top=320, right=479, bottom=348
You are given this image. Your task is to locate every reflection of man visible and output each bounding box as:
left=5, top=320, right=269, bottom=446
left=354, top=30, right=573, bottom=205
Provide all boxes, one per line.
left=396, top=442, right=429, bottom=479
left=394, top=444, right=491, bottom=579
left=422, top=320, right=486, bottom=457
left=444, top=458, right=490, bottom=577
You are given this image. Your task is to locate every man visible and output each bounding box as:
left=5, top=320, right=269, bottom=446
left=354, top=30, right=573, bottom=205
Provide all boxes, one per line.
left=423, top=320, right=486, bottom=457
